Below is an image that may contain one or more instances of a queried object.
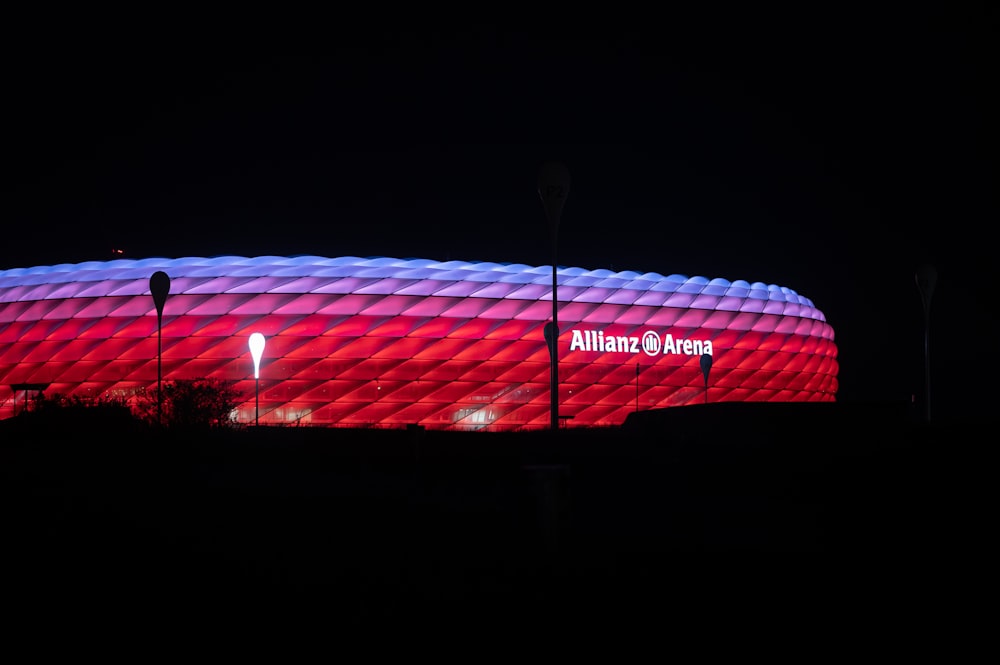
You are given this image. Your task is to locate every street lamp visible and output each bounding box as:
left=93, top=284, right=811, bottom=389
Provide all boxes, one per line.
left=538, top=162, right=570, bottom=431
left=700, top=352, right=713, bottom=405
left=149, top=271, right=170, bottom=427
left=249, top=332, right=266, bottom=426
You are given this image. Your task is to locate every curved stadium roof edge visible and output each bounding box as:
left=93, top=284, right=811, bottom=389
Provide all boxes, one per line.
left=0, top=256, right=821, bottom=310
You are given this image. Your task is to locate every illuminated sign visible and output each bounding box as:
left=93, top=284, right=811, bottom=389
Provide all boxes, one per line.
left=568, top=329, right=714, bottom=357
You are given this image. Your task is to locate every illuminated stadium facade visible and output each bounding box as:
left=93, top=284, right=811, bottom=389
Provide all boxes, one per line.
left=0, top=256, right=838, bottom=430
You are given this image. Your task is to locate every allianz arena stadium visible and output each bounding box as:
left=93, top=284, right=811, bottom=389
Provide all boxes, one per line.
left=0, top=255, right=838, bottom=430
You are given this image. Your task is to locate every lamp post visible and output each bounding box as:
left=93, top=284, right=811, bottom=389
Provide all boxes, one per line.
left=249, top=332, right=266, bottom=426
left=700, top=352, right=713, bottom=405
left=538, top=162, right=570, bottom=431
left=635, top=363, right=640, bottom=413
left=149, top=271, right=170, bottom=427
left=915, top=265, right=936, bottom=423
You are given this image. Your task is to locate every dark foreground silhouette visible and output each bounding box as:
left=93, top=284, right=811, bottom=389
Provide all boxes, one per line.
left=0, top=401, right=986, bottom=636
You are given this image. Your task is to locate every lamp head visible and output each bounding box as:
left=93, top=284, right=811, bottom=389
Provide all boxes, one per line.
left=249, top=332, right=266, bottom=379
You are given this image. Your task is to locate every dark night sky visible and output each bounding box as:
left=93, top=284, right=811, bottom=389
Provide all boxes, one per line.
left=1, top=9, right=996, bottom=420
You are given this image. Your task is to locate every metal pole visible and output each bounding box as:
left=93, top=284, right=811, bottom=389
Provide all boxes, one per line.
left=255, top=376, right=259, bottom=426
left=699, top=352, right=712, bottom=406
left=538, top=162, right=570, bottom=432
left=635, top=363, right=639, bottom=413
left=551, top=256, right=558, bottom=431
left=157, top=321, right=162, bottom=426
left=923, top=312, right=931, bottom=423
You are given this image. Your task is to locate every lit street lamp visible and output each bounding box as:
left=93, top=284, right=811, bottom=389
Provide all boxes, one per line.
left=249, top=332, right=266, bottom=426
left=538, top=162, right=570, bottom=431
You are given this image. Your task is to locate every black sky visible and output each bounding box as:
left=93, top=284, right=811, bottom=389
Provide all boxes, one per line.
left=1, top=10, right=996, bottom=420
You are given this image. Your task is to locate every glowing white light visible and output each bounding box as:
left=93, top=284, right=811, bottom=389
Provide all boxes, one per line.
left=249, top=332, right=266, bottom=379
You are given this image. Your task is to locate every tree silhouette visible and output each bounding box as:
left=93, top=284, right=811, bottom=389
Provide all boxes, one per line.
left=133, top=378, right=242, bottom=430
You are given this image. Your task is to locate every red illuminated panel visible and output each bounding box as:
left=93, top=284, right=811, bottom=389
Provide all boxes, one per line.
left=369, top=336, right=438, bottom=360
left=22, top=340, right=72, bottom=363
left=368, top=317, right=431, bottom=339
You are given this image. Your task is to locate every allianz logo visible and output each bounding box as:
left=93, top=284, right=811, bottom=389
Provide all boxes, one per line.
left=568, top=329, right=714, bottom=358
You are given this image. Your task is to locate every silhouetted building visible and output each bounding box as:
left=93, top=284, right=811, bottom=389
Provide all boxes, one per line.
left=0, top=256, right=838, bottom=429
